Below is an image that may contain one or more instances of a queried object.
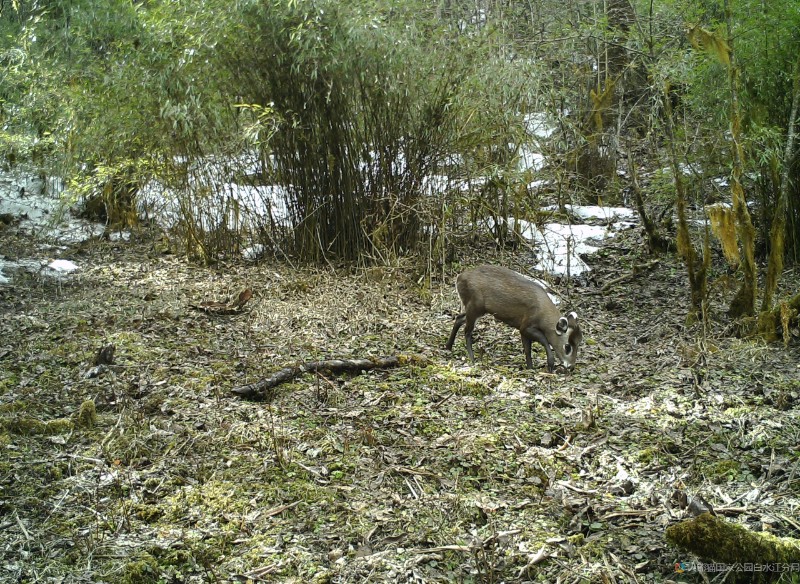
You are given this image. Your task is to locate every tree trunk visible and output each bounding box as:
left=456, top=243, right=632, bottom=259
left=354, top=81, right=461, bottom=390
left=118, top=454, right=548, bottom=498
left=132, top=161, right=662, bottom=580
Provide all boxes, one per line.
left=725, top=0, right=758, bottom=318
left=628, top=147, right=676, bottom=253
left=664, top=86, right=708, bottom=317
left=761, top=56, right=800, bottom=313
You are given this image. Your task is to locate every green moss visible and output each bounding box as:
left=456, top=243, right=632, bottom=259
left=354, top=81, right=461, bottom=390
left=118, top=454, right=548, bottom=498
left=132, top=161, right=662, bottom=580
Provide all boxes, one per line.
left=47, top=463, right=64, bottom=481
left=460, top=379, right=492, bottom=398
left=568, top=533, right=585, bottom=546
left=163, top=477, right=330, bottom=528
left=667, top=513, right=800, bottom=583
left=120, top=554, right=160, bottom=584
left=724, top=406, right=752, bottom=417
left=240, top=534, right=285, bottom=564
left=417, top=421, right=447, bottom=438
left=0, top=401, right=28, bottom=413
left=708, top=459, right=740, bottom=483
left=2, top=416, right=74, bottom=435
left=637, top=448, right=656, bottom=464
left=133, top=503, right=163, bottom=523
left=76, top=400, right=97, bottom=428
left=0, top=372, right=20, bottom=393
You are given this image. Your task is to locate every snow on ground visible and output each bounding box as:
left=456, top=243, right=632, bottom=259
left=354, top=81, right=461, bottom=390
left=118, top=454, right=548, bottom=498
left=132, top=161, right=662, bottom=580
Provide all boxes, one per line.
left=482, top=212, right=632, bottom=277
left=0, top=257, right=80, bottom=283
left=517, top=145, right=546, bottom=172
left=421, top=174, right=486, bottom=195
left=138, top=179, right=292, bottom=232
left=541, top=204, right=636, bottom=222
left=0, top=168, right=105, bottom=284
left=530, top=221, right=614, bottom=277
left=523, top=112, right=558, bottom=139
left=2, top=156, right=638, bottom=283
left=564, top=204, right=635, bottom=222
left=47, top=259, right=79, bottom=273
left=0, top=169, right=105, bottom=244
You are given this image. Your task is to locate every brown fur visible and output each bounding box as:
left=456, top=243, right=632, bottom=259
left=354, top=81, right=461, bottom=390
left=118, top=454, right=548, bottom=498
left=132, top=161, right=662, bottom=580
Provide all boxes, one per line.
left=445, top=265, right=582, bottom=371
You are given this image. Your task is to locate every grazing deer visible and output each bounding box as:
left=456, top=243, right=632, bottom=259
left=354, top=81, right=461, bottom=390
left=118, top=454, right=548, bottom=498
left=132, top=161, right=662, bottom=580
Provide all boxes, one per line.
left=445, top=265, right=582, bottom=371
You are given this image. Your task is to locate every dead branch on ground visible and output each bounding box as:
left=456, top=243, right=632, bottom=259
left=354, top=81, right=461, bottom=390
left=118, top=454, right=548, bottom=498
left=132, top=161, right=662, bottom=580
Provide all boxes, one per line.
left=231, top=354, right=428, bottom=400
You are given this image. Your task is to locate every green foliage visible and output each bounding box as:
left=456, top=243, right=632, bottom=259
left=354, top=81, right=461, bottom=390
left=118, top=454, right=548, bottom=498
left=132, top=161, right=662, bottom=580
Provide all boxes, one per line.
left=3, top=0, right=531, bottom=263
left=208, top=0, right=526, bottom=262
left=652, top=0, right=800, bottom=260
left=4, top=0, right=800, bottom=270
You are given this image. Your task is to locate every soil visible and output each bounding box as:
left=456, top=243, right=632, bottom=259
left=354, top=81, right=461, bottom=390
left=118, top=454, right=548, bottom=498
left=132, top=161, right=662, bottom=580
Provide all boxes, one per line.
left=1, top=226, right=799, bottom=583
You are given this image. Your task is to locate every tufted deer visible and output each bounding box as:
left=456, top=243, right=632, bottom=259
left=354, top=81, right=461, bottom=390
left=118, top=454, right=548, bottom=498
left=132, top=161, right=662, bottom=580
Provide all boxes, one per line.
left=445, top=265, right=582, bottom=371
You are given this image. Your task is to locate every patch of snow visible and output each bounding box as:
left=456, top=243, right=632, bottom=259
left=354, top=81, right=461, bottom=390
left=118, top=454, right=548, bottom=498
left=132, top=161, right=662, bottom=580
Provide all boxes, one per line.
left=422, top=175, right=484, bottom=195
left=540, top=204, right=636, bottom=222
left=0, top=175, right=60, bottom=224
left=47, top=259, right=79, bottom=273
left=677, top=163, right=702, bottom=175
left=242, top=244, right=266, bottom=260
left=0, top=257, right=80, bottom=284
left=108, top=231, right=131, bottom=242
left=137, top=180, right=181, bottom=228
left=482, top=213, right=626, bottom=277
left=517, top=145, right=546, bottom=172
left=527, top=179, right=550, bottom=190
left=0, top=167, right=106, bottom=243
left=138, top=179, right=292, bottom=231
left=422, top=175, right=451, bottom=195
left=441, top=153, right=464, bottom=167
left=531, top=222, right=611, bottom=277
left=228, top=183, right=291, bottom=225
left=566, top=205, right=636, bottom=221
left=523, top=112, right=557, bottom=139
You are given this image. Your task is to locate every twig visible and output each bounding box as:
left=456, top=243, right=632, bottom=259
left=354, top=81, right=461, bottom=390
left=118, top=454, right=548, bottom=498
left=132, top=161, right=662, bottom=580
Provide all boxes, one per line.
left=262, top=500, right=301, bottom=519
left=231, top=354, right=428, bottom=400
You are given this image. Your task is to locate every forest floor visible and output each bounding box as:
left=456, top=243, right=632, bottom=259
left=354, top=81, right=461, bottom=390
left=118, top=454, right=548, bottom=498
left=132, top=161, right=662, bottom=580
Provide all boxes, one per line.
left=1, top=224, right=799, bottom=583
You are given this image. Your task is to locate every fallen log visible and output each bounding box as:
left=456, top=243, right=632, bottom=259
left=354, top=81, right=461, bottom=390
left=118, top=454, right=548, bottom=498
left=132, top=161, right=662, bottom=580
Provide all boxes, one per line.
left=666, top=513, right=800, bottom=583
left=231, top=354, right=428, bottom=400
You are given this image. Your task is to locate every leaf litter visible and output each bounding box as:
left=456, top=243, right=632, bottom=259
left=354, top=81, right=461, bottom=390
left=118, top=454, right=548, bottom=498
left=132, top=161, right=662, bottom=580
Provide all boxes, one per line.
left=0, top=226, right=799, bottom=583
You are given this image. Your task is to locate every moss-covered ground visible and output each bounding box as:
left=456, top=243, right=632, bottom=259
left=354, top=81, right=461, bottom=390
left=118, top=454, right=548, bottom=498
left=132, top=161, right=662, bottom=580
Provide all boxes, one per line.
left=1, top=228, right=799, bottom=583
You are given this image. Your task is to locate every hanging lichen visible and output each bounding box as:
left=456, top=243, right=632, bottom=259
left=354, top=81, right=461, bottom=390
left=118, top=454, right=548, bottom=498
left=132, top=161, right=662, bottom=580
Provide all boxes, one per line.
left=761, top=57, right=800, bottom=314
left=780, top=301, right=793, bottom=347
left=706, top=203, right=739, bottom=268
left=687, top=25, right=731, bottom=66
left=664, top=82, right=708, bottom=319
left=721, top=4, right=757, bottom=319
left=590, top=80, right=615, bottom=133
left=728, top=180, right=757, bottom=318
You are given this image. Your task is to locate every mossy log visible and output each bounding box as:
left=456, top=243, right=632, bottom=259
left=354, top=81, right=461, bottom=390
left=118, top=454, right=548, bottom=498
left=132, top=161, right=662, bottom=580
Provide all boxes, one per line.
left=231, top=354, right=428, bottom=400
left=666, top=513, right=800, bottom=582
